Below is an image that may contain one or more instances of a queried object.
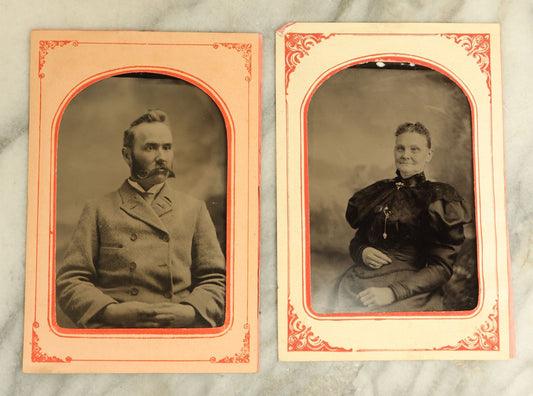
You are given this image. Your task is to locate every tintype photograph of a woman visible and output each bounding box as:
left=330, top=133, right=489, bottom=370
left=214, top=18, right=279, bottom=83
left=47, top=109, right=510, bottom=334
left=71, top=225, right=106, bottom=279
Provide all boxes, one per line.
left=308, top=62, right=478, bottom=314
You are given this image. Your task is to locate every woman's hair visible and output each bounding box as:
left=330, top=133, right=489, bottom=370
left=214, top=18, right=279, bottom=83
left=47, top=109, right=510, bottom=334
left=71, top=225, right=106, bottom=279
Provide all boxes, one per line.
left=123, top=109, right=169, bottom=148
left=395, top=122, right=431, bottom=148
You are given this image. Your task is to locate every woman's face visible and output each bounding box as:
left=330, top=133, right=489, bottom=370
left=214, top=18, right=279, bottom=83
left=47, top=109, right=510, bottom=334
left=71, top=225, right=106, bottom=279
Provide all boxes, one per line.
left=394, top=132, right=433, bottom=178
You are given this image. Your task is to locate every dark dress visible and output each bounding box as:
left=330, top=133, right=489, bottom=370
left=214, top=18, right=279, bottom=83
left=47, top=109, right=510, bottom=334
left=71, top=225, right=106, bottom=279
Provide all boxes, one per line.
left=333, top=171, right=470, bottom=313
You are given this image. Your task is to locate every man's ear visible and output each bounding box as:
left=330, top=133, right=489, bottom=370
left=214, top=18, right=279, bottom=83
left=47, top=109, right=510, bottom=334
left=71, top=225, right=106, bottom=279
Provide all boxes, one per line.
left=122, top=147, right=132, bottom=167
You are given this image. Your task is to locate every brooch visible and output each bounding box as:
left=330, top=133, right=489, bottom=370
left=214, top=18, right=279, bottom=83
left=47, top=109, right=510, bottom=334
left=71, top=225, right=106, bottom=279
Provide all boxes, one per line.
left=395, top=181, right=405, bottom=190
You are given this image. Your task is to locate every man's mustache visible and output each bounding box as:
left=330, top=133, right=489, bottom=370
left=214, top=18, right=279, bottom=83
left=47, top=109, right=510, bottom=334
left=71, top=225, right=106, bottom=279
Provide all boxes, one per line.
left=133, top=162, right=175, bottom=180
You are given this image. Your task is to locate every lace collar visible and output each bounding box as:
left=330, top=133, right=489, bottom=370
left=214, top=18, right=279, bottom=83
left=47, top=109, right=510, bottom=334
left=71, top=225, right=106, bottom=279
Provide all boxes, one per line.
left=394, top=170, right=426, bottom=188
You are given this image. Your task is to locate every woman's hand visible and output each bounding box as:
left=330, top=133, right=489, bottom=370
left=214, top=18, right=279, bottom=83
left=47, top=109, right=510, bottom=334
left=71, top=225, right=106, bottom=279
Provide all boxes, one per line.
left=362, top=247, right=392, bottom=269
left=358, top=287, right=395, bottom=308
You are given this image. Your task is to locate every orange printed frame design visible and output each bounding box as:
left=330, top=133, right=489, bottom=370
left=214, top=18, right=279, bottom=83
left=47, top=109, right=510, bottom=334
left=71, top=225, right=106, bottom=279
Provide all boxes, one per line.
left=24, top=30, right=261, bottom=373
left=276, top=23, right=513, bottom=360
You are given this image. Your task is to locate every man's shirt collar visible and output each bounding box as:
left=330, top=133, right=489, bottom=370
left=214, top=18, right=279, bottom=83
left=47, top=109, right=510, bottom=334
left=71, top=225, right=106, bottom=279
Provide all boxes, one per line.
left=127, top=178, right=165, bottom=204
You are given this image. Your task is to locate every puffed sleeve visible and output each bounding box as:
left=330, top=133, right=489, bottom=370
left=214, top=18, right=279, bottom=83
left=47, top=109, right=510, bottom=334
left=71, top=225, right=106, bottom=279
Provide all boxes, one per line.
left=346, top=181, right=391, bottom=264
left=346, top=181, right=389, bottom=229
left=180, top=202, right=226, bottom=327
left=56, top=202, right=118, bottom=327
left=388, top=191, right=471, bottom=301
left=346, top=190, right=371, bottom=266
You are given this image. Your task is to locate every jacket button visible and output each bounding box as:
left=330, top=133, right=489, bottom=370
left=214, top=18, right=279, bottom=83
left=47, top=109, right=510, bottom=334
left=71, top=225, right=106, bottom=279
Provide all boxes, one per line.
left=130, top=233, right=138, bottom=241
left=161, top=234, right=169, bottom=242
left=129, top=262, right=137, bottom=271
left=164, top=292, right=172, bottom=299
left=130, top=287, right=139, bottom=296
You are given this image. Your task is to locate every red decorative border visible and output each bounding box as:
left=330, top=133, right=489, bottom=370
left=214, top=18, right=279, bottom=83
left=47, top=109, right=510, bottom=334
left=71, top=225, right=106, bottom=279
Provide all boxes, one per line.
left=211, top=324, right=250, bottom=363
left=39, top=40, right=78, bottom=78
left=48, top=65, right=236, bottom=339
left=441, top=34, right=491, bottom=92
left=284, top=33, right=334, bottom=93
left=32, top=322, right=71, bottom=363
left=301, top=53, right=484, bottom=322
left=287, top=301, right=352, bottom=352
left=213, top=43, right=252, bottom=81
left=437, top=302, right=499, bottom=351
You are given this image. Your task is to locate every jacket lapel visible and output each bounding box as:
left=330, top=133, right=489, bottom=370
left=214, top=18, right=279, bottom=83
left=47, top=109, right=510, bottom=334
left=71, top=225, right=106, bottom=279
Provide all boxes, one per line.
left=118, top=181, right=170, bottom=234
left=151, top=183, right=173, bottom=218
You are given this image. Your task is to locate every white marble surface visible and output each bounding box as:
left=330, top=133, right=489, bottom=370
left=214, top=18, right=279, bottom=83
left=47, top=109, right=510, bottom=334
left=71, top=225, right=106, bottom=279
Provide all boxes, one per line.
left=1, top=1, right=532, bottom=394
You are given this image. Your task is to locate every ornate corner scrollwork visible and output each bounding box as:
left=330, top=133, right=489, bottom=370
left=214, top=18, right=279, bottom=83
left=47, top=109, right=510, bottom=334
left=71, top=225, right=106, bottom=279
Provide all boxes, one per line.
left=31, top=322, right=72, bottom=363
left=213, top=43, right=252, bottom=81
left=441, top=34, right=491, bottom=91
left=211, top=324, right=250, bottom=363
left=38, top=40, right=79, bottom=78
left=284, top=33, right=334, bottom=94
left=287, top=301, right=352, bottom=352
left=437, top=302, right=499, bottom=351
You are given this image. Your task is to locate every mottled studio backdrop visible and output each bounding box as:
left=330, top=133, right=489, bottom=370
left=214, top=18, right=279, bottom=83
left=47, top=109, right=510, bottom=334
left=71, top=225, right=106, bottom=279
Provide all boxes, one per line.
left=55, top=74, right=227, bottom=326
left=308, top=64, right=478, bottom=313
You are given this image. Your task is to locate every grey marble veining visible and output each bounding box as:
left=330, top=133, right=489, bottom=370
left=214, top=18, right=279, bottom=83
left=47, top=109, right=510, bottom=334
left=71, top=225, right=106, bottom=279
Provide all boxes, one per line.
left=1, top=0, right=532, bottom=395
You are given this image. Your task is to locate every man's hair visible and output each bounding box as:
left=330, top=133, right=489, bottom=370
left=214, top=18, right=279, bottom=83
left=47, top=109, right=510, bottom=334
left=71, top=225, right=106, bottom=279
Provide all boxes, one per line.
left=123, top=109, right=169, bottom=148
left=395, top=122, right=432, bottom=149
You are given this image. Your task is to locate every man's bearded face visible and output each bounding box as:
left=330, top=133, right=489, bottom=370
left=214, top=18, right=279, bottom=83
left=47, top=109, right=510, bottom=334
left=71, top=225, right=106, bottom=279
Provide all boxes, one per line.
left=125, top=122, right=175, bottom=188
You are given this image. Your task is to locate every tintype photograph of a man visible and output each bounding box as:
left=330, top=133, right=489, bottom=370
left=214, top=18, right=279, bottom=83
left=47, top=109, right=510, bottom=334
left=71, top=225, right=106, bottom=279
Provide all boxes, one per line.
left=308, top=62, right=478, bottom=314
left=55, top=73, right=227, bottom=329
